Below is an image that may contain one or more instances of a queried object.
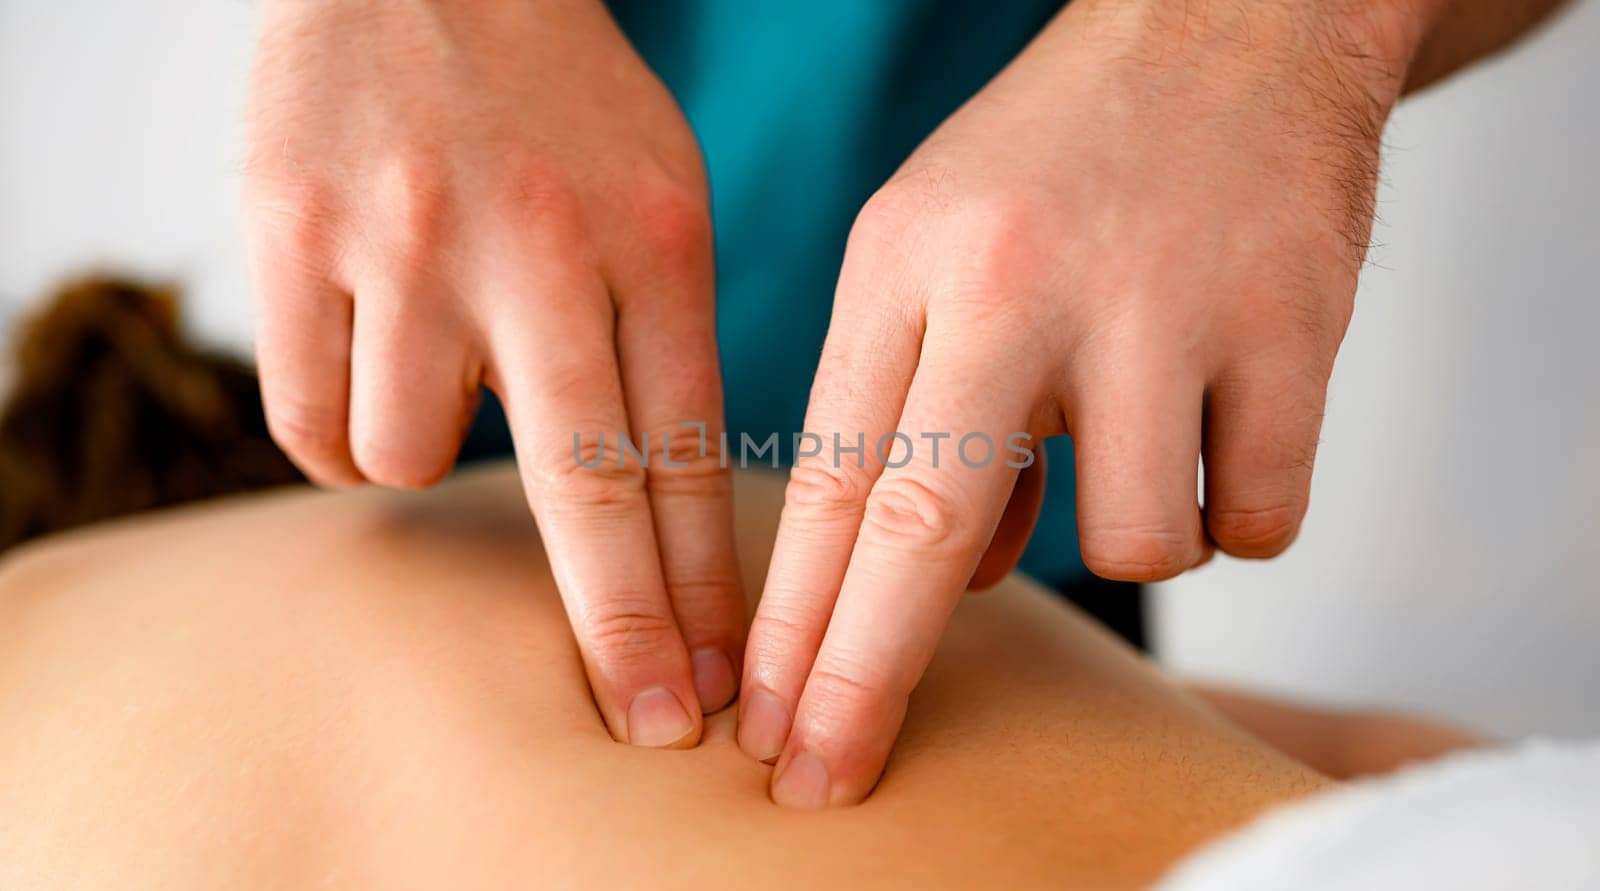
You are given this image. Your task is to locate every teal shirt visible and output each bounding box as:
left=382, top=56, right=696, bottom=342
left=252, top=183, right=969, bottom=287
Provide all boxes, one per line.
left=608, top=1, right=1087, bottom=587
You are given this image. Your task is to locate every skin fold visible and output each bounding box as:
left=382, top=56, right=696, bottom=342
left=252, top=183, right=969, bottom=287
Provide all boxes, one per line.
left=0, top=466, right=1333, bottom=890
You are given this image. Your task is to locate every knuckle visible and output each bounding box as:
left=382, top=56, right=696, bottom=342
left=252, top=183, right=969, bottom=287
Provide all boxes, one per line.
left=1079, top=523, right=1194, bottom=582
left=1257, top=288, right=1347, bottom=374
left=497, top=155, right=588, bottom=238
left=744, top=594, right=837, bottom=683
left=747, top=605, right=815, bottom=647
left=854, top=184, right=918, bottom=235
left=645, top=430, right=728, bottom=495
left=850, top=180, right=931, bottom=250
left=534, top=432, right=649, bottom=509
left=953, top=196, right=1045, bottom=300
left=666, top=575, right=740, bottom=600
left=528, top=355, right=603, bottom=409
left=806, top=653, right=904, bottom=713
left=663, top=575, right=742, bottom=630
left=245, top=178, right=341, bottom=266
left=849, top=179, right=1046, bottom=323
left=784, top=462, right=875, bottom=519
left=506, top=154, right=572, bottom=208
left=629, top=172, right=711, bottom=272
left=861, top=476, right=973, bottom=552
left=578, top=597, right=680, bottom=661
left=264, top=394, right=346, bottom=461
left=1207, top=501, right=1305, bottom=556
left=372, top=154, right=451, bottom=270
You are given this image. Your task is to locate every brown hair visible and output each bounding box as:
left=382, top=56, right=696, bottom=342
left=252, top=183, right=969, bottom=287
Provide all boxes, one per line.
left=0, top=277, right=303, bottom=554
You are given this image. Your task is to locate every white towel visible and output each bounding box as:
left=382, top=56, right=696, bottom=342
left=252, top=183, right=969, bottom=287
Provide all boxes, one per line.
left=1157, top=738, right=1600, bottom=890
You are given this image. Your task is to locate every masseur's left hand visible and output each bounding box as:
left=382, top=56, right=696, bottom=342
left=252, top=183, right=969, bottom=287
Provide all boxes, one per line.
left=740, top=0, right=1430, bottom=806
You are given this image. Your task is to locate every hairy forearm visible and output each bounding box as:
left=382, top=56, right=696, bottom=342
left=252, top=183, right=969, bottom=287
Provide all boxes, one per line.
left=1402, top=0, right=1573, bottom=94
left=1064, top=0, right=1572, bottom=103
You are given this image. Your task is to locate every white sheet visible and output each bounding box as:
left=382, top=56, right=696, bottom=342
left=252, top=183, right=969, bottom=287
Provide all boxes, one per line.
left=1157, top=738, right=1600, bottom=890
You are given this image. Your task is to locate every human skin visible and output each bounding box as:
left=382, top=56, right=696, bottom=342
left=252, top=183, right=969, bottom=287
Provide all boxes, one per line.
left=1187, top=683, right=1481, bottom=780
left=0, top=466, right=1332, bottom=890
left=242, top=0, right=743, bottom=752
left=239, top=0, right=1566, bottom=808
left=745, top=0, right=1569, bottom=807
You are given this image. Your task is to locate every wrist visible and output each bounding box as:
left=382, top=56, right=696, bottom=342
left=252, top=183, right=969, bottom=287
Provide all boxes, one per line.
left=1331, top=0, right=1450, bottom=83
left=1070, top=0, right=1442, bottom=105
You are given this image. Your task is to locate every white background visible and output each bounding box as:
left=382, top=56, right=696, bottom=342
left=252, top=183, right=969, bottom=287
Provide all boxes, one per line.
left=1156, top=1, right=1600, bottom=738
left=3, top=1, right=1596, bottom=737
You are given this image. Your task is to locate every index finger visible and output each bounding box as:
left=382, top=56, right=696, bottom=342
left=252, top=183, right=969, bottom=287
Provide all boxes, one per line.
left=735, top=251, right=925, bottom=763
left=770, top=337, right=1039, bottom=807
left=488, top=259, right=701, bottom=750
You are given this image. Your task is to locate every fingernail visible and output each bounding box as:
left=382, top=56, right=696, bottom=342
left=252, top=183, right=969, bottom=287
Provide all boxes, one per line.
left=690, top=647, right=737, bottom=712
left=737, top=688, right=791, bottom=763
left=772, top=750, right=831, bottom=809
left=627, top=687, right=695, bottom=748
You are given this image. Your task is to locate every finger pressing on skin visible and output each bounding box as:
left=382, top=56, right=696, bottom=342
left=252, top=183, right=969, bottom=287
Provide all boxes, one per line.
left=247, top=237, right=364, bottom=487
left=611, top=203, right=744, bottom=713
left=737, top=248, right=926, bottom=763
left=1068, top=355, right=1209, bottom=582
left=489, top=267, right=701, bottom=750
left=770, top=339, right=1036, bottom=807
left=346, top=286, right=477, bottom=489
left=1201, top=358, right=1325, bottom=558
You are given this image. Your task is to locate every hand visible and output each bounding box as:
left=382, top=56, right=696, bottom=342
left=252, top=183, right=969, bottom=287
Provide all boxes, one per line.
left=242, top=0, right=742, bottom=747
left=739, top=0, right=1426, bottom=805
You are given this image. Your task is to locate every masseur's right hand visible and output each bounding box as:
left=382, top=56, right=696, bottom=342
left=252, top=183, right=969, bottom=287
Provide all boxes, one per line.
left=242, top=0, right=741, bottom=748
